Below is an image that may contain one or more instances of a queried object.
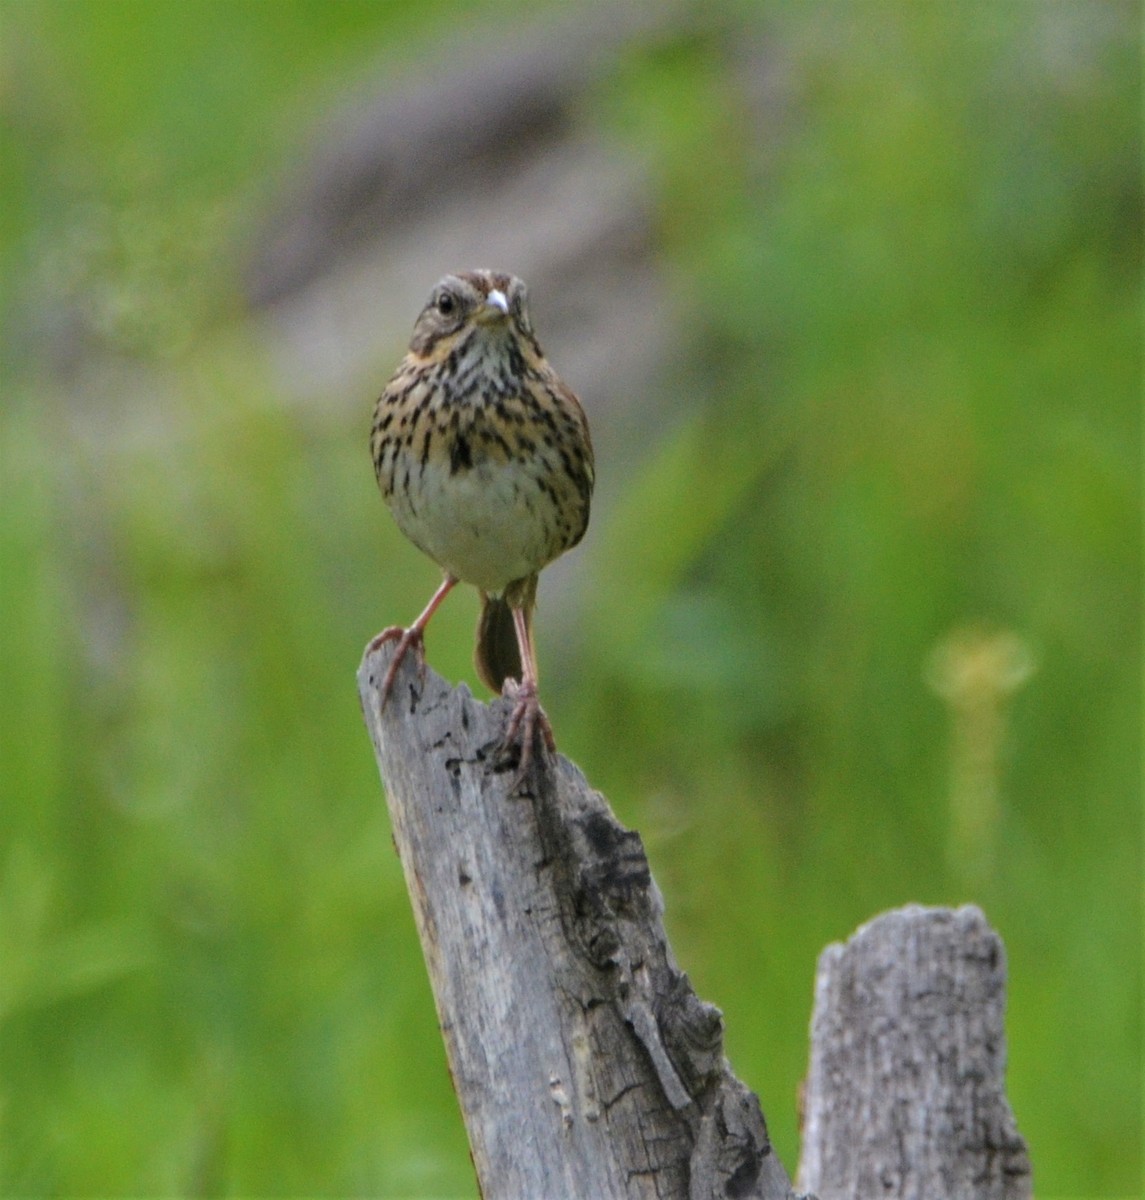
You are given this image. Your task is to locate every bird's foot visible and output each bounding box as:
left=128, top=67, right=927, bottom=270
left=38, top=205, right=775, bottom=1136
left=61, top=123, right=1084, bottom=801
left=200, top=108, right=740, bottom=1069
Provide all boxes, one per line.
left=368, top=625, right=427, bottom=708
left=499, top=677, right=555, bottom=791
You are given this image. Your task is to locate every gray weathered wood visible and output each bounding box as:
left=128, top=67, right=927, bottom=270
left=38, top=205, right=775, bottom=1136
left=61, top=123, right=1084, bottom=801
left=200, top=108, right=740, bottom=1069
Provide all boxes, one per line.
left=359, top=644, right=1035, bottom=1198
left=358, top=641, right=798, bottom=1200
left=796, top=904, right=1033, bottom=1200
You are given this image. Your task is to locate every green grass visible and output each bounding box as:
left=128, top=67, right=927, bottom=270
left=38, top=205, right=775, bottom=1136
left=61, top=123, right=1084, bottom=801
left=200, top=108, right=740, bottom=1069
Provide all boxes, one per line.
left=1, top=1, right=1140, bottom=1195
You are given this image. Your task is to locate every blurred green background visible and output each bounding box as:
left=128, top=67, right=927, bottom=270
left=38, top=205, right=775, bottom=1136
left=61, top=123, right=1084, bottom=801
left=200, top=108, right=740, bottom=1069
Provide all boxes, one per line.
left=1, top=1, right=1140, bottom=1196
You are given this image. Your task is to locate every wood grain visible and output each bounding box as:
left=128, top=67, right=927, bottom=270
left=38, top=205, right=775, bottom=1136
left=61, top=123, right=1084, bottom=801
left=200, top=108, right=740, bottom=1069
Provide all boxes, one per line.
left=797, top=904, right=1033, bottom=1199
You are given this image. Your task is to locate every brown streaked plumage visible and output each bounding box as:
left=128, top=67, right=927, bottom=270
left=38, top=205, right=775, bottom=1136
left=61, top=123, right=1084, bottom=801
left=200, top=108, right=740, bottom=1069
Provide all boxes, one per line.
left=369, top=270, right=594, bottom=779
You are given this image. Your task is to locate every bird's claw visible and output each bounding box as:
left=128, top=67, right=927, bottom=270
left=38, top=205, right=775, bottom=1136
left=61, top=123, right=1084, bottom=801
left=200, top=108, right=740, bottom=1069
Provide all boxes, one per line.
left=369, top=625, right=428, bottom=708
left=499, top=678, right=555, bottom=791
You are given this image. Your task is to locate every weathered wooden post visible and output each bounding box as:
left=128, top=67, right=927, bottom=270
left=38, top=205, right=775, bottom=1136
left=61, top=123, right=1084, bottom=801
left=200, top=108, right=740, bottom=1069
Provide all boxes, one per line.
left=359, top=641, right=1032, bottom=1199
left=359, top=642, right=797, bottom=1199
left=796, top=905, right=1032, bottom=1199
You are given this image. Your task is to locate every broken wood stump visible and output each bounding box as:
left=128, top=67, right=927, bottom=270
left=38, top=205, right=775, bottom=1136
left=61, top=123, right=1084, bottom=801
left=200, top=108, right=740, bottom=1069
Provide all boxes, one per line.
left=358, top=641, right=797, bottom=1199
left=796, top=905, right=1033, bottom=1200
left=358, top=641, right=1032, bottom=1199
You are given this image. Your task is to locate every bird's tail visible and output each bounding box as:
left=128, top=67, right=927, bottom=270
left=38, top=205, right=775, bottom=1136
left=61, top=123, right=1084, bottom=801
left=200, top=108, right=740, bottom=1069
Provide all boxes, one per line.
left=475, top=593, right=524, bottom=694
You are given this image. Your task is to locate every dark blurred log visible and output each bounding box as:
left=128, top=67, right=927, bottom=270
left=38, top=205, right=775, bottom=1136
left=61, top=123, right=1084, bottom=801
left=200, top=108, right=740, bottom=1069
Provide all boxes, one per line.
left=245, top=2, right=693, bottom=310
left=358, top=641, right=798, bottom=1200
left=796, top=905, right=1033, bottom=1200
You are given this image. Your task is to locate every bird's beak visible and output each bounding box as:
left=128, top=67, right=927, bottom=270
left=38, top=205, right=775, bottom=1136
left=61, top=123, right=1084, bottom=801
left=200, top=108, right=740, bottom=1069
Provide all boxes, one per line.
left=478, top=289, right=510, bottom=323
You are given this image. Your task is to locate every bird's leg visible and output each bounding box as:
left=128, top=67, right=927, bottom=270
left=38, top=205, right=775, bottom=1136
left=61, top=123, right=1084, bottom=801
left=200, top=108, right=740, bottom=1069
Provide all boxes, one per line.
left=501, top=603, right=555, bottom=784
left=369, top=575, right=458, bottom=707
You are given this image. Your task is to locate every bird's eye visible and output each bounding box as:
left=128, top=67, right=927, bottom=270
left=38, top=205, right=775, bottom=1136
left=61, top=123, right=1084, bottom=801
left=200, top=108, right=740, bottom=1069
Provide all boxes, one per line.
left=436, top=292, right=456, bottom=316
